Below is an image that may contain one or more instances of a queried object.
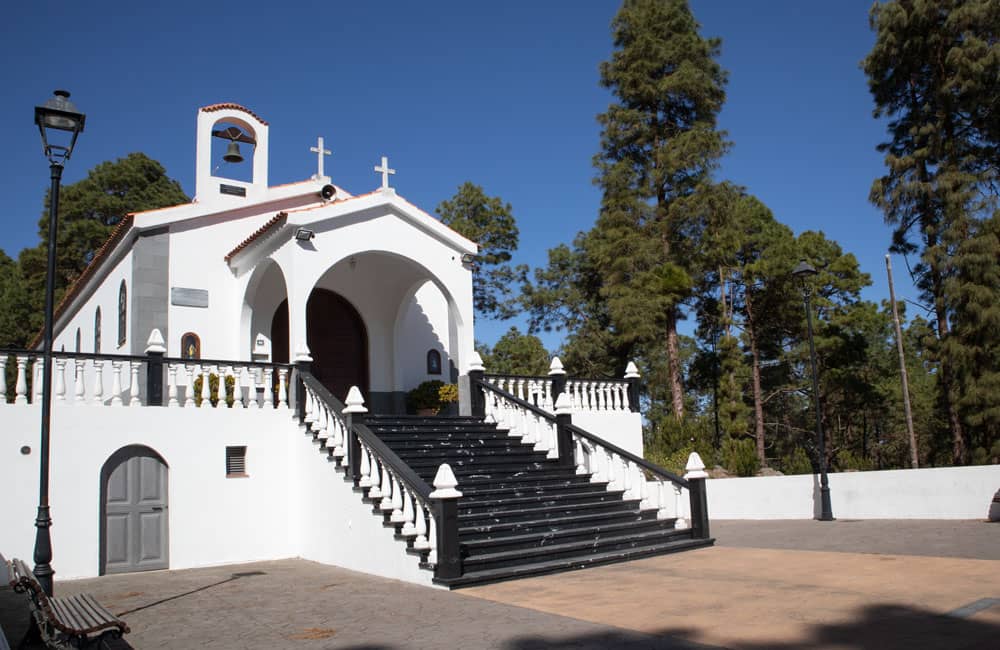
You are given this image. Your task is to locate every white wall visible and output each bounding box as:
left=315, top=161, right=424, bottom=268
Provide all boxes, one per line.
left=53, top=248, right=134, bottom=354
left=396, top=281, right=452, bottom=390
left=571, top=411, right=643, bottom=458
left=0, top=404, right=294, bottom=579
left=706, top=465, right=1000, bottom=520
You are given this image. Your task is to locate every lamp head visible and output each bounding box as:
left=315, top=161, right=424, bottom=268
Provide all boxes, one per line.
left=792, top=259, right=818, bottom=280
left=35, top=90, right=86, bottom=164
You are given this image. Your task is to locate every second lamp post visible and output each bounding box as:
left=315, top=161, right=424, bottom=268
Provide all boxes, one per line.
left=792, top=259, right=834, bottom=522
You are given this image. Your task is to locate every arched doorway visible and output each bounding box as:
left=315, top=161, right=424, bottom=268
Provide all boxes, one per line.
left=100, top=445, right=169, bottom=575
left=272, top=289, right=368, bottom=402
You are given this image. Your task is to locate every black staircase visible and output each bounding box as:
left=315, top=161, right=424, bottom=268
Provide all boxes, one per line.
left=365, top=414, right=713, bottom=587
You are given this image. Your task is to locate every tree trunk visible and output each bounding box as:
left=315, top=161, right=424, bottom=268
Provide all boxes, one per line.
left=745, top=295, right=766, bottom=467
left=666, top=308, right=685, bottom=420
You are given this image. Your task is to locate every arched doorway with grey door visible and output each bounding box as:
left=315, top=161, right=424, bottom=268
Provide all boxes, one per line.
left=99, top=445, right=169, bottom=575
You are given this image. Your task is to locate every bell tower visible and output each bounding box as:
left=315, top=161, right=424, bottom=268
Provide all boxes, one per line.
left=195, top=103, right=269, bottom=204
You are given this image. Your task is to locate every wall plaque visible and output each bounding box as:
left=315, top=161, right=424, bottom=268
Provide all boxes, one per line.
left=171, top=287, right=209, bottom=308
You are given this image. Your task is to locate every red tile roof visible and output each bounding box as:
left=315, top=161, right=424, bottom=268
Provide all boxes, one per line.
left=224, top=212, right=288, bottom=262
left=200, top=103, right=269, bottom=126
left=29, top=214, right=136, bottom=349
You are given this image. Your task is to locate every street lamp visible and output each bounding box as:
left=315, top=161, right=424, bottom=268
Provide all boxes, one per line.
left=33, top=90, right=86, bottom=596
left=792, top=259, right=834, bottom=521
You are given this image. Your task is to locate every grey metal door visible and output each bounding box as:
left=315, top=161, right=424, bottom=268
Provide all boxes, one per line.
left=104, top=454, right=168, bottom=573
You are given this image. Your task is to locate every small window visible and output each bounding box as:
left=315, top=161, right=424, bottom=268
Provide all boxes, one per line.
left=426, top=349, right=442, bottom=375
left=117, top=281, right=127, bottom=346
left=226, top=446, right=247, bottom=477
left=181, top=332, right=201, bottom=360
left=94, top=307, right=102, bottom=353
left=75, top=328, right=81, bottom=353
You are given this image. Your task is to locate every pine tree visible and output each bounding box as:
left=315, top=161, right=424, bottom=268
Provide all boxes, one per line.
left=864, top=0, right=1000, bottom=464
left=592, top=0, right=729, bottom=420
left=437, top=182, right=520, bottom=321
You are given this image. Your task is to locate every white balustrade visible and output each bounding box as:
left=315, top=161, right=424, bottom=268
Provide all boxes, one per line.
left=54, top=359, right=67, bottom=401
left=413, top=499, right=430, bottom=550
left=15, top=356, right=28, bottom=404
left=110, top=361, right=124, bottom=406
left=277, top=369, right=288, bottom=409
left=167, top=364, right=179, bottom=407
left=129, top=362, right=141, bottom=406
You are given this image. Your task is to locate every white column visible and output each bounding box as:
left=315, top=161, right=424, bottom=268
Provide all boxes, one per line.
left=74, top=360, right=86, bottom=404
left=54, top=358, right=67, bottom=401
left=92, top=361, right=105, bottom=406
left=129, top=361, right=141, bottom=406
left=277, top=368, right=288, bottom=409
left=14, top=356, right=28, bottom=404
left=167, top=364, right=179, bottom=407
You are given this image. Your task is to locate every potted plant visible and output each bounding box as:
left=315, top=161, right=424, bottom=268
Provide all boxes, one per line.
left=438, top=382, right=459, bottom=415
left=407, top=380, right=445, bottom=415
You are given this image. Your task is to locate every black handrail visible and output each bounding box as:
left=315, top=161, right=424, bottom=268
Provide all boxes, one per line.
left=300, top=371, right=433, bottom=501
left=475, top=376, right=688, bottom=489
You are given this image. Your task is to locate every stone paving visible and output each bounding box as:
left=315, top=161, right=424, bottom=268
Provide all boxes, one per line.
left=2, top=519, right=997, bottom=649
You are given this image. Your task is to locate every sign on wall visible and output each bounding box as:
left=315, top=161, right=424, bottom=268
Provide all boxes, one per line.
left=171, top=288, right=209, bottom=308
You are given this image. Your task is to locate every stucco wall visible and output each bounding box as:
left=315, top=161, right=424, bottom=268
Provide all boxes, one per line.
left=706, top=465, right=1000, bottom=520
left=571, top=411, right=644, bottom=458
left=53, top=247, right=135, bottom=355
left=0, top=405, right=294, bottom=579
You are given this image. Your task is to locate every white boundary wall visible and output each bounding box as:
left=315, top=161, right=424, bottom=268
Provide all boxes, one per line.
left=706, top=465, right=1000, bottom=520
left=0, top=404, right=433, bottom=585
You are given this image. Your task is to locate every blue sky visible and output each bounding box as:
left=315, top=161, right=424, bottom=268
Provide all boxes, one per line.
left=1, top=1, right=911, bottom=351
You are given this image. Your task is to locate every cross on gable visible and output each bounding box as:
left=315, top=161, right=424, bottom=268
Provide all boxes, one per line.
left=310, top=137, right=331, bottom=179
left=374, top=156, right=396, bottom=190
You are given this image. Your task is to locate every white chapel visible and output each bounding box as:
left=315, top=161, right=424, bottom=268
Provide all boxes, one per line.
left=50, top=102, right=477, bottom=411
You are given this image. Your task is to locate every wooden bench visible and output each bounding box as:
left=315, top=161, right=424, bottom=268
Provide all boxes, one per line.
left=7, top=559, right=129, bottom=649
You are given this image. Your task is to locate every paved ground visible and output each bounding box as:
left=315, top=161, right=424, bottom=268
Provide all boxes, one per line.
left=2, top=519, right=997, bottom=649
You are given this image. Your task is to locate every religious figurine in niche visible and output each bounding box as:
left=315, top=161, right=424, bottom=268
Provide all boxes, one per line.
left=182, top=333, right=201, bottom=360
left=426, top=349, right=442, bottom=375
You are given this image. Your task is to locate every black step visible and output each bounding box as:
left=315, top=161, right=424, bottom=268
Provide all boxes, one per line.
left=437, top=537, right=716, bottom=588
left=459, top=490, right=627, bottom=515
left=463, top=527, right=695, bottom=572
left=460, top=509, right=654, bottom=539
left=461, top=517, right=682, bottom=555
left=459, top=499, right=642, bottom=527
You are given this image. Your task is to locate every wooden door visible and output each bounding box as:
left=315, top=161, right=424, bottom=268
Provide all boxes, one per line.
left=307, top=289, right=368, bottom=402
left=103, top=451, right=169, bottom=574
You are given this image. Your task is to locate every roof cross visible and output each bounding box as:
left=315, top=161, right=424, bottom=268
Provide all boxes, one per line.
left=310, top=137, right=331, bottom=179
left=374, top=155, right=396, bottom=190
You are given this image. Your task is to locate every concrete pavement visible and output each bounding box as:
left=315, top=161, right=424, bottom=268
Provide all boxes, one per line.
left=2, top=519, right=997, bottom=649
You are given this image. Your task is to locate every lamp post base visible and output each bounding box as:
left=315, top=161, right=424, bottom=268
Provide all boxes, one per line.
left=33, top=505, right=54, bottom=596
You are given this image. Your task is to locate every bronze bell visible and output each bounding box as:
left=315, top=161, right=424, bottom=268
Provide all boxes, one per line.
left=223, top=141, right=244, bottom=164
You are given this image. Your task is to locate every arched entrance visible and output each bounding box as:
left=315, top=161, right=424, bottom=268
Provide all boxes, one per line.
left=100, top=445, right=169, bottom=575
left=272, top=289, right=368, bottom=402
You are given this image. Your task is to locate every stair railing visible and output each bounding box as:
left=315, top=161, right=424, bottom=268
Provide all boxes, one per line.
left=482, top=358, right=641, bottom=415
left=297, top=370, right=463, bottom=581
left=472, top=374, right=710, bottom=540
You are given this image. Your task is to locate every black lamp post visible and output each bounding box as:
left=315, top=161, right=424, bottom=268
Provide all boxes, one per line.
left=33, top=90, right=86, bottom=596
left=792, top=259, right=834, bottom=522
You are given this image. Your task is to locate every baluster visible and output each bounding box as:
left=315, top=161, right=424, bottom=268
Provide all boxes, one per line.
left=639, top=470, right=654, bottom=510
left=359, top=445, right=372, bottom=487
left=54, top=358, right=67, bottom=401
left=0, top=356, right=6, bottom=403
left=391, top=478, right=413, bottom=536
left=413, top=499, right=430, bottom=550
left=546, top=419, right=559, bottom=458
left=622, top=459, right=633, bottom=499
left=232, top=367, right=244, bottom=408
left=390, top=478, right=406, bottom=523
left=380, top=467, right=394, bottom=512
left=277, top=368, right=288, bottom=409
left=199, top=366, right=210, bottom=407
left=15, top=356, right=28, bottom=404
left=167, top=364, right=178, bottom=407
left=109, top=361, right=124, bottom=406
left=316, top=404, right=329, bottom=442
left=330, top=414, right=345, bottom=459
left=93, top=361, right=105, bottom=405
left=129, top=361, right=141, bottom=406
left=620, top=382, right=631, bottom=412
left=674, top=484, right=688, bottom=529
left=606, top=451, right=618, bottom=490
left=368, top=456, right=382, bottom=498
left=182, top=365, right=194, bottom=407
left=427, top=509, right=438, bottom=565
left=656, top=481, right=671, bottom=519
left=516, top=378, right=526, bottom=402
left=263, top=368, right=273, bottom=407
left=74, top=359, right=87, bottom=404
left=574, top=437, right=587, bottom=475
left=34, top=359, right=44, bottom=404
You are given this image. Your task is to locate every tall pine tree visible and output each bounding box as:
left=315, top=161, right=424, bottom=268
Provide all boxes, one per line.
left=592, top=0, right=729, bottom=420
left=864, top=0, right=1000, bottom=464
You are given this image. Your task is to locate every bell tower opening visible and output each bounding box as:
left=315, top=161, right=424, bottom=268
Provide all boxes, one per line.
left=195, top=103, right=269, bottom=203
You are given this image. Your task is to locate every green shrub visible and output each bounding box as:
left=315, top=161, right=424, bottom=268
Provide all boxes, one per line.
left=722, top=437, right=759, bottom=477
left=407, top=380, right=445, bottom=412
left=781, top=447, right=814, bottom=475
left=193, top=373, right=236, bottom=407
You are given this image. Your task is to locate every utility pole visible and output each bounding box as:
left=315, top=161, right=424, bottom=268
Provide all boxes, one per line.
left=886, top=255, right=919, bottom=468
